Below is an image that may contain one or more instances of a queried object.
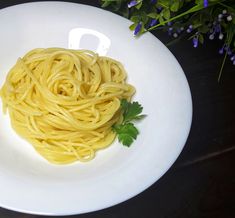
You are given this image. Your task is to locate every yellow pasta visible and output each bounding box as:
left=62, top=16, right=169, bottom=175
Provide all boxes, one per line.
left=0, top=48, right=135, bottom=164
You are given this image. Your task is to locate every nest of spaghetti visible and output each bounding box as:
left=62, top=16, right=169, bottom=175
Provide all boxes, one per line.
left=0, top=48, right=135, bottom=164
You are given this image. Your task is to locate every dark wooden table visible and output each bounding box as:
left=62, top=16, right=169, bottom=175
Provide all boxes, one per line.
left=0, top=1, right=234, bottom=218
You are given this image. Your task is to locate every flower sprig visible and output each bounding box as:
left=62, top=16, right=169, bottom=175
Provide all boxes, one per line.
left=101, top=0, right=235, bottom=80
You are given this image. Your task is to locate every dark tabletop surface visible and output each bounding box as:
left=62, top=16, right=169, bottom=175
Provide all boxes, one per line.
left=0, top=1, right=234, bottom=218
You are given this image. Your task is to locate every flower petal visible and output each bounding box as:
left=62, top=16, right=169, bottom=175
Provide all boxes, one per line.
left=134, top=22, right=142, bottom=36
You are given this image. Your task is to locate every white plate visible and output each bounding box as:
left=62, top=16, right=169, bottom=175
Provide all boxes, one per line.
left=0, top=2, right=192, bottom=216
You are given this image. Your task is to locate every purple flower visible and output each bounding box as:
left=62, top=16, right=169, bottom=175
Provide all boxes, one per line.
left=227, top=15, right=233, bottom=21
left=227, top=49, right=232, bottom=56
left=219, top=48, right=224, bottom=54
left=204, top=0, right=208, bottom=8
left=219, top=33, right=224, bottom=40
left=167, top=27, right=173, bottom=36
left=173, top=33, right=178, bottom=38
left=134, top=22, right=142, bottom=36
left=224, top=45, right=229, bottom=51
left=215, top=24, right=221, bottom=33
left=218, top=14, right=223, bottom=19
left=167, top=22, right=172, bottom=26
left=186, top=24, right=193, bottom=33
left=149, top=19, right=158, bottom=27
left=157, top=6, right=162, bottom=13
left=128, top=0, right=138, bottom=8
left=222, top=9, right=227, bottom=15
left=209, top=34, right=215, bottom=40
left=230, top=55, right=235, bottom=61
left=150, top=0, right=157, bottom=4
left=193, top=37, right=198, bottom=48
left=187, top=29, right=191, bottom=33
left=177, top=28, right=182, bottom=33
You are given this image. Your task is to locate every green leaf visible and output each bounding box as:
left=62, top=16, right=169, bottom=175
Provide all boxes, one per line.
left=192, top=22, right=202, bottom=29
left=198, top=25, right=209, bottom=34
left=163, top=8, right=171, bottom=20
left=101, top=1, right=111, bottom=8
left=112, top=99, right=146, bottom=147
left=132, top=114, right=147, bottom=121
left=140, top=11, right=148, bottom=24
left=159, top=15, right=164, bottom=24
left=121, top=99, right=143, bottom=123
left=130, top=15, right=140, bottom=23
left=140, top=24, right=146, bottom=35
left=198, top=34, right=204, bottom=44
left=129, top=23, right=138, bottom=31
left=158, top=0, right=170, bottom=8
left=101, top=0, right=123, bottom=10
left=170, top=1, right=180, bottom=12
left=118, top=134, right=133, bottom=147
left=148, top=12, right=158, bottom=19
left=179, top=0, right=184, bottom=8
left=111, top=0, right=122, bottom=11
left=115, top=123, right=139, bottom=147
left=120, top=98, right=129, bottom=111
left=195, top=0, right=203, bottom=5
left=135, top=1, right=143, bottom=10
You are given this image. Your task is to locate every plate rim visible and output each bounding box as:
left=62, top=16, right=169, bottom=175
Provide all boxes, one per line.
left=0, top=1, right=193, bottom=215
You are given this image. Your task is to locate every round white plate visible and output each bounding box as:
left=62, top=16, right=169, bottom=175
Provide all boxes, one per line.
left=0, top=2, right=192, bottom=216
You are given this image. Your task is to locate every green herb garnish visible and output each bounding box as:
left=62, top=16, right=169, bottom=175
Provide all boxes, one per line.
left=113, top=99, right=146, bottom=147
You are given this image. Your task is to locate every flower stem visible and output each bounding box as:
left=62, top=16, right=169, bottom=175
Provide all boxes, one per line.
left=218, top=51, right=228, bottom=82
left=147, top=0, right=224, bottom=32
left=218, top=2, right=235, bottom=12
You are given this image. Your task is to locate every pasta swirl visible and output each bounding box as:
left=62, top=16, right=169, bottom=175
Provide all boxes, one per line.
left=0, top=48, right=135, bottom=164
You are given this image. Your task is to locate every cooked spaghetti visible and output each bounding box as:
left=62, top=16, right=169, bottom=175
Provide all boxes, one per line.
left=0, top=48, right=135, bottom=164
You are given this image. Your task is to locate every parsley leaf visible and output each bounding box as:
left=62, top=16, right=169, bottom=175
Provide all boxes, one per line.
left=112, top=99, right=146, bottom=147
left=121, top=99, right=143, bottom=123
left=113, top=123, right=139, bottom=147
